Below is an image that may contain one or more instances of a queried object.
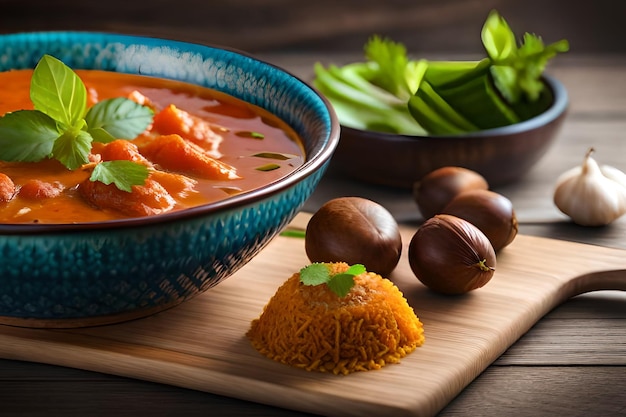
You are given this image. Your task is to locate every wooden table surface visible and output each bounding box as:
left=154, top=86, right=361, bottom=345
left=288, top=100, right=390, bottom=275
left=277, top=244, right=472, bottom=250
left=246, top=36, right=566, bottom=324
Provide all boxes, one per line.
left=1, top=1, right=625, bottom=415
left=1, top=51, right=624, bottom=417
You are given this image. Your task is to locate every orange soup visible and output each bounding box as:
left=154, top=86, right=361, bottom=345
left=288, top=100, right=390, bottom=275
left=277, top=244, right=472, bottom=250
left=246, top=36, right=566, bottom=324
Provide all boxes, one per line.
left=0, top=69, right=305, bottom=224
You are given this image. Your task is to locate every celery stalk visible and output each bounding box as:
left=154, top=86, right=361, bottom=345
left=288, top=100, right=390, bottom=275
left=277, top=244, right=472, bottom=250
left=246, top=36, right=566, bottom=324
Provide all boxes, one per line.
left=313, top=62, right=427, bottom=134
left=423, top=59, right=490, bottom=88
left=409, top=80, right=479, bottom=133
left=432, top=74, right=520, bottom=129
left=407, top=94, right=467, bottom=135
left=311, top=10, right=568, bottom=136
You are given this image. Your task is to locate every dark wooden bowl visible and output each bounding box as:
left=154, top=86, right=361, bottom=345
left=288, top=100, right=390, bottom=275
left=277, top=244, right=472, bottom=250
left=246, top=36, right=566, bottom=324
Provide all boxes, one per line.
left=330, top=75, right=568, bottom=188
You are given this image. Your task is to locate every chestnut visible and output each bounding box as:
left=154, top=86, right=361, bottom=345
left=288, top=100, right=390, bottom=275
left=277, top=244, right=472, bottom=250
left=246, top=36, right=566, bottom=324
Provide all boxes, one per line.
left=408, top=214, right=496, bottom=295
left=413, top=166, right=489, bottom=220
left=305, top=197, right=402, bottom=276
left=442, top=189, right=518, bottom=251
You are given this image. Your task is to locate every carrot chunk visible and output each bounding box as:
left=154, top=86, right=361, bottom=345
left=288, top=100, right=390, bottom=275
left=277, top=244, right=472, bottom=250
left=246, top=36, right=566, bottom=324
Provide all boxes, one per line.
left=79, top=178, right=176, bottom=217
left=100, top=139, right=151, bottom=165
left=0, top=173, right=15, bottom=202
left=149, top=170, right=197, bottom=197
left=140, top=134, right=240, bottom=180
left=18, top=180, right=64, bottom=200
left=152, top=104, right=223, bottom=157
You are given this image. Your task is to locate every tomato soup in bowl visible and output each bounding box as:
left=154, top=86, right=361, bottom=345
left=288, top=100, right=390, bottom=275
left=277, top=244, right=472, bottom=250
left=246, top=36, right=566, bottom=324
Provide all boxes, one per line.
left=0, top=32, right=339, bottom=327
left=0, top=67, right=306, bottom=224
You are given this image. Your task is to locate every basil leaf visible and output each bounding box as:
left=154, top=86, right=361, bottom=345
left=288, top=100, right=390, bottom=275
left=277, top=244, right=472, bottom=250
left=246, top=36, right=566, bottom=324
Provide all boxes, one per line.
left=0, top=110, right=59, bottom=162
left=52, top=129, right=93, bottom=170
left=87, top=127, right=116, bottom=144
left=327, top=273, right=356, bottom=298
left=345, top=264, right=366, bottom=276
left=90, top=160, right=150, bottom=193
left=299, top=263, right=331, bottom=286
left=30, top=54, right=87, bottom=128
left=0, top=54, right=156, bottom=193
left=85, top=98, right=154, bottom=143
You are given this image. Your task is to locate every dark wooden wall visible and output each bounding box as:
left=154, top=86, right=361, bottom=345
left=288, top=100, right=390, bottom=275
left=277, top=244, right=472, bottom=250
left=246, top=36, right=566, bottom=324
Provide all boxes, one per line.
left=0, top=0, right=623, bottom=55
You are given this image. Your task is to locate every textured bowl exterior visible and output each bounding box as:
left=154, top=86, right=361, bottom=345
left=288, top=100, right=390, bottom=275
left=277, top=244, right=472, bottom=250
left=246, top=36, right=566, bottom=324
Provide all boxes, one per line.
left=333, top=75, right=568, bottom=188
left=0, top=32, right=339, bottom=327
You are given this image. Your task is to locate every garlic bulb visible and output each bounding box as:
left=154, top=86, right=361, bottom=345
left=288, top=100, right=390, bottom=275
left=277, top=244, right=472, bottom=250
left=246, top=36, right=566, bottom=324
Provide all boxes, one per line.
left=554, top=148, right=626, bottom=226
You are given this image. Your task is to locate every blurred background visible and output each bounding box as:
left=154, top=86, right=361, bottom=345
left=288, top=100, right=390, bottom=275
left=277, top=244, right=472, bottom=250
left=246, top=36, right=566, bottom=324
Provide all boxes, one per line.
left=1, top=0, right=623, bottom=56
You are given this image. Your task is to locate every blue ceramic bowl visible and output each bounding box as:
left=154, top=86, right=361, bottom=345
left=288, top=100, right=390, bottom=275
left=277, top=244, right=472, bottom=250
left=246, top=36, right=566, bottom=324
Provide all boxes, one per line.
left=0, top=32, right=340, bottom=328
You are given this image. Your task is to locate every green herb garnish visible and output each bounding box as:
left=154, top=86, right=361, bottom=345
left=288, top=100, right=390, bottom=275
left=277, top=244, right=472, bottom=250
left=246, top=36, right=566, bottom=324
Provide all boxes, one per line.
left=0, top=54, right=153, bottom=191
left=482, top=11, right=570, bottom=103
left=236, top=131, right=265, bottom=139
left=256, top=163, right=280, bottom=172
left=279, top=228, right=306, bottom=238
left=252, top=152, right=297, bottom=160
left=299, top=263, right=367, bottom=297
left=313, top=10, right=568, bottom=135
left=90, top=160, right=152, bottom=193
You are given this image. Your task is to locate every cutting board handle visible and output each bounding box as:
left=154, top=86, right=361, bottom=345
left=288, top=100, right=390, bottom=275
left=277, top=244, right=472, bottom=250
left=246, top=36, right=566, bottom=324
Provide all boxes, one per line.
left=568, top=269, right=626, bottom=297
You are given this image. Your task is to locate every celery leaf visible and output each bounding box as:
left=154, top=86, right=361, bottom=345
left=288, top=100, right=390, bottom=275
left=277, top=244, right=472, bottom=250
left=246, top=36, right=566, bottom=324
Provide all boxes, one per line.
left=481, top=10, right=517, bottom=61
left=482, top=10, right=569, bottom=103
left=364, top=35, right=414, bottom=100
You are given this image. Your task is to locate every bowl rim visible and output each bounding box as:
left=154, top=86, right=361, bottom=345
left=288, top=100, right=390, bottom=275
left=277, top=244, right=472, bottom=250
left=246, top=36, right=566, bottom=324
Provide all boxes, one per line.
left=0, top=31, right=341, bottom=234
left=340, top=73, right=569, bottom=141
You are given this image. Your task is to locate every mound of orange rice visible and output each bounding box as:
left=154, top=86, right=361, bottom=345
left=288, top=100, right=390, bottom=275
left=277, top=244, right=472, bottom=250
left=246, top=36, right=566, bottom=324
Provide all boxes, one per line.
left=246, top=262, right=425, bottom=375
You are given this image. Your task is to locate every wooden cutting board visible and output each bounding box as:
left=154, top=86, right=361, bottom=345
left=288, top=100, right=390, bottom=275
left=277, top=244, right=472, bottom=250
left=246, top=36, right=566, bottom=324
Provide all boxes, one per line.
left=0, top=212, right=624, bottom=417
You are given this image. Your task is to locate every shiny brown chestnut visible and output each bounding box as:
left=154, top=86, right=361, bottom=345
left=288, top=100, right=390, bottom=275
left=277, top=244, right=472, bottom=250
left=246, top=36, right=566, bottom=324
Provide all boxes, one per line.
left=442, top=189, right=518, bottom=251
left=413, top=166, right=489, bottom=220
left=305, top=197, right=402, bottom=276
left=408, top=214, right=496, bottom=295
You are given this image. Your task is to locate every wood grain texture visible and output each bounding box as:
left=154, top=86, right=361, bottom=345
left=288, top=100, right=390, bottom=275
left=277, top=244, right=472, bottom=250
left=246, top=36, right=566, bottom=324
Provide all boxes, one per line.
left=0, top=213, right=624, bottom=417
left=441, top=367, right=626, bottom=417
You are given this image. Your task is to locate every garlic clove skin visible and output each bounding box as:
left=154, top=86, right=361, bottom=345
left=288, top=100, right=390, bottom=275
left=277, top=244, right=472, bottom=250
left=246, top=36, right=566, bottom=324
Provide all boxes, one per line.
left=554, top=148, right=626, bottom=226
left=601, top=164, right=626, bottom=189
